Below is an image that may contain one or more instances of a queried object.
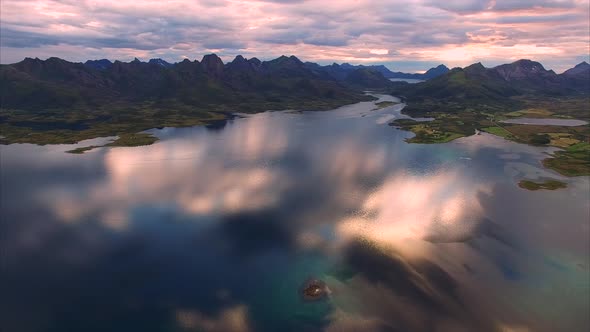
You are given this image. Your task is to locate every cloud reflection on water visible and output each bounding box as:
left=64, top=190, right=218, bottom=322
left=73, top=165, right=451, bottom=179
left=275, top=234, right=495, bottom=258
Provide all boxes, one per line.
left=2, top=97, right=589, bottom=331
left=176, top=305, right=251, bottom=332
left=337, top=171, right=488, bottom=249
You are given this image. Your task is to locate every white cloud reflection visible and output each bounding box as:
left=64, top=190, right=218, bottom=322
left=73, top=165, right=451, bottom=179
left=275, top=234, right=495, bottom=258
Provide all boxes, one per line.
left=11, top=102, right=587, bottom=331
left=176, top=305, right=251, bottom=332
left=336, top=171, right=488, bottom=257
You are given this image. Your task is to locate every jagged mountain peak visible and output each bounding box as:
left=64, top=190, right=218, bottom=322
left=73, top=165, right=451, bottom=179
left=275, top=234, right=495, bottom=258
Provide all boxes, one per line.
left=226, top=54, right=254, bottom=72
left=504, top=59, right=546, bottom=71
left=148, top=58, right=172, bottom=67
left=562, top=61, right=590, bottom=77
left=201, top=54, right=224, bottom=76
left=465, top=62, right=485, bottom=71
left=85, top=59, right=113, bottom=70
left=233, top=54, right=247, bottom=62
left=248, top=57, right=261, bottom=67
left=493, top=59, right=552, bottom=81
left=201, top=53, right=223, bottom=63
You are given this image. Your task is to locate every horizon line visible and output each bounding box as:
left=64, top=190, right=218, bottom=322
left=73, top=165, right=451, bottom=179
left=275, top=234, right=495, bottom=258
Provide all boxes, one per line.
left=4, top=54, right=588, bottom=75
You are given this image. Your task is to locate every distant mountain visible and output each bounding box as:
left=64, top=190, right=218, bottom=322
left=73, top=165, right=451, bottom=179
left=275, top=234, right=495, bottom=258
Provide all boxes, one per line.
left=388, top=65, right=450, bottom=80
left=304, top=62, right=449, bottom=81
left=345, top=68, right=394, bottom=88
left=488, top=59, right=564, bottom=93
left=357, top=64, right=397, bottom=78
left=561, top=61, right=590, bottom=92
left=392, top=59, right=590, bottom=115
left=148, top=58, right=173, bottom=67
left=422, top=65, right=451, bottom=79
left=562, top=61, right=590, bottom=77
left=84, top=59, right=113, bottom=70
left=0, top=54, right=389, bottom=114
left=493, top=59, right=554, bottom=81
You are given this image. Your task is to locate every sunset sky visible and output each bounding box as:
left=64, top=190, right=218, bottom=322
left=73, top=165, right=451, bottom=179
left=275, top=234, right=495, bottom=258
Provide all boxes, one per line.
left=1, top=0, right=589, bottom=72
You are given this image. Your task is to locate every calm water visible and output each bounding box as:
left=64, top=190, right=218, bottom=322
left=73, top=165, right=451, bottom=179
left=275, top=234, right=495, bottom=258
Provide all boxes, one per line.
left=1, top=95, right=589, bottom=332
left=389, top=78, right=424, bottom=84
left=501, top=118, right=588, bottom=126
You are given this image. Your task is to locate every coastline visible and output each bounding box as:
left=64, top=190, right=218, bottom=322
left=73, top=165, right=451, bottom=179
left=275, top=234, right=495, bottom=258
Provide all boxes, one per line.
left=0, top=95, right=374, bottom=150
left=390, top=98, right=590, bottom=177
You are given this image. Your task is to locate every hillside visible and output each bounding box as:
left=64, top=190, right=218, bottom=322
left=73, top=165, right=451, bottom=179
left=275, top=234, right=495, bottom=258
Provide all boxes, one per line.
left=0, top=55, right=380, bottom=113
left=393, top=59, right=590, bottom=116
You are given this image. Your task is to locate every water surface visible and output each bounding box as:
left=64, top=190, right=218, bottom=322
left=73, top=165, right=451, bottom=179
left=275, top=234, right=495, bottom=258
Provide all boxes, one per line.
left=389, top=78, right=425, bottom=84
left=1, top=95, right=588, bottom=332
left=501, top=118, right=588, bottom=126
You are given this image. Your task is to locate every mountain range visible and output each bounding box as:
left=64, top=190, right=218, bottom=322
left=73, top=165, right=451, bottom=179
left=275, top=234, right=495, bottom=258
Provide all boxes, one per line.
left=303, top=62, right=449, bottom=80
left=392, top=59, right=590, bottom=115
left=1, top=54, right=398, bottom=114
left=386, top=64, right=450, bottom=80
left=2, top=55, right=587, bottom=116
left=84, top=58, right=448, bottom=80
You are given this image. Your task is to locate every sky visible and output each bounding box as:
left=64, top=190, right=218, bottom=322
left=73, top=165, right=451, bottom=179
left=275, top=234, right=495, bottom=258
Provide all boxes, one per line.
left=1, top=0, right=589, bottom=73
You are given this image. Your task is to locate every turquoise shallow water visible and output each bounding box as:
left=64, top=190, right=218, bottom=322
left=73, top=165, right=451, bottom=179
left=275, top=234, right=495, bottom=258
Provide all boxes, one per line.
left=1, top=95, right=589, bottom=332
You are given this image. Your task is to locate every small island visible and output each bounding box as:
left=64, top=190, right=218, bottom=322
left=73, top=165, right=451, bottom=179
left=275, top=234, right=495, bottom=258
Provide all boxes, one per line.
left=65, top=145, right=101, bottom=154
left=66, top=133, right=159, bottom=154
left=390, top=118, right=465, bottom=143
left=372, top=100, right=397, bottom=110
left=300, top=278, right=329, bottom=301
left=518, top=179, right=568, bottom=191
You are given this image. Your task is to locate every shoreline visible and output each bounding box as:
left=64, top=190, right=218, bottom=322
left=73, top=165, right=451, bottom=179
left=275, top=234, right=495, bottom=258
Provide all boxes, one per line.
left=0, top=95, right=375, bottom=150
left=390, top=99, right=589, bottom=177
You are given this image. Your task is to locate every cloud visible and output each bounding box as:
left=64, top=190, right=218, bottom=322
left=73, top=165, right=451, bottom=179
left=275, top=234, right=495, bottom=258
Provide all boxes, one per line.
left=302, top=34, right=350, bottom=47
left=425, top=0, right=493, bottom=14
left=201, top=39, right=248, bottom=50
left=0, top=0, right=588, bottom=72
left=489, top=0, right=578, bottom=11
left=369, top=49, right=389, bottom=55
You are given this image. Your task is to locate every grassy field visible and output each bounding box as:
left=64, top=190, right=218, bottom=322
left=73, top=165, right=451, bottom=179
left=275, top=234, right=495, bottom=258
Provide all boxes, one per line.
left=373, top=101, right=397, bottom=110
left=106, top=133, right=159, bottom=147
left=481, top=126, right=513, bottom=139
left=505, top=108, right=554, bottom=118
left=547, top=133, right=581, bottom=148
left=542, top=142, right=590, bottom=176
left=513, top=96, right=590, bottom=121
left=407, top=128, right=464, bottom=143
